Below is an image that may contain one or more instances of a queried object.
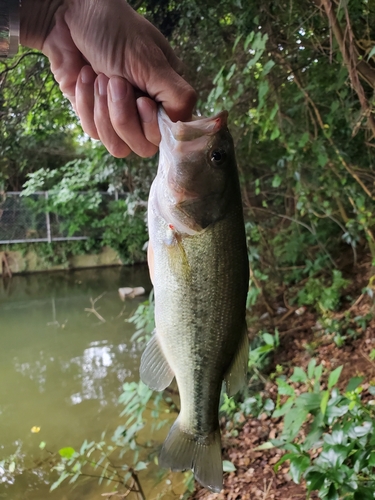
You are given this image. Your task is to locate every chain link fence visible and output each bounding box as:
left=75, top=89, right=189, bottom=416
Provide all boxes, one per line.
left=0, top=192, right=125, bottom=244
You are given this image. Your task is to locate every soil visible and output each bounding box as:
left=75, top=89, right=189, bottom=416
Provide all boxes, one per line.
left=190, top=257, right=375, bottom=500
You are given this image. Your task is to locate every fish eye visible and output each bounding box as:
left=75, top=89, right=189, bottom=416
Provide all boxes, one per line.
left=210, top=149, right=227, bottom=166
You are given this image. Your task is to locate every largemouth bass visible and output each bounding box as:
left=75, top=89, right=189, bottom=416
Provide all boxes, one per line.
left=140, top=107, right=249, bottom=492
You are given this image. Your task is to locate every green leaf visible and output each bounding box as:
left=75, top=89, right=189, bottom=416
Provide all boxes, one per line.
left=50, top=471, right=70, bottom=491
left=226, top=63, right=237, bottom=81
left=298, top=132, right=309, bottom=148
left=350, top=421, right=372, bottom=438
left=232, top=34, right=243, bottom=53
left=262, top=60, right=275, bottom=75
left=272, top=175, right=282, bottom=188
left=345, top=377, right=364, bottom=393
left=317, top=153, right=328, bottom=167
left=252, top=441, right=275, bottom=451
left=326, top=403, right=349, bottom=419
left=134, top=461, right=148, bottom=472
left=368, top=451, right=375, bottom=467
left=257, top=80, right=269, bottom=110
left=303, top=426, right=323, bottom=451
left=314, top=364, right=323, bottom=382
left=354, top=487, right=375, bottom=500
left=328, top=366, right=343, bottom=389
left=307, top=359, right=317, bottom=379
left=272, top=397, right=294, bottom=418
left=282, top=408, right=309, bottom=441
left=327, top=483, right=339, bottom=500
left=58, top=447, right=76, bottom=459
left=295, top=392, right=321, bottom=411
left=367, top=46, right=375, bottom=60
left=290, top=455, right=310, bottom=484
left=290, top=367, right=308, bottom=384
left=69, top=472, right=80, bottom=484
left=213, top=65, right=225, bottom=85
left=274, top=452, right=295, bottom=472
left=305, top=470, right=326, bottom=492
left=320, top=390, right=329, bottom=416
left=276, top=378, right=295, bottom=397
left=244, top=31, right=255, bottom=50
left=223, top=460, right=236, bottom=472
left=270, top=127, right=280, bottom=140
left=317, top=446, right=348, bottom=469
left=263, top=398, right=275, bottom=412
left=324, top=430, right=345, bottom=445
left=262, top=332, right=276, bottom=346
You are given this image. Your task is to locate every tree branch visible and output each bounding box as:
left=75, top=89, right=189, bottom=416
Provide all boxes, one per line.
left=317, top=0, right=375, bottom=139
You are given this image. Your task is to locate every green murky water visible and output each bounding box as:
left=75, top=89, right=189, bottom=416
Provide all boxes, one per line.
left=0, top=267, right=184, bottom=500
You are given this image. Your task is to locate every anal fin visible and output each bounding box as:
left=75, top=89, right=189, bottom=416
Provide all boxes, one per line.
left=140, top=330, right=174, bottom=391
left=224, top=324, right=249, bottom=397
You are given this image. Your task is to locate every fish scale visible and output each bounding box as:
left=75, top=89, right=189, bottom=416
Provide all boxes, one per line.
left=140, top=107, right=249, bottom=492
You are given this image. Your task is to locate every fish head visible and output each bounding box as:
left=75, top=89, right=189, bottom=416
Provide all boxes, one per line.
left=157, top=107, right=238, bottom=234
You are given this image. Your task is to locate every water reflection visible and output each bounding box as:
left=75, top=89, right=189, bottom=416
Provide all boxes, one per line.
left=0, top=266, right=154, bottom=499
left=13, top=357, right=48, bottom=393
left=68, top=341, right=131, bottom=406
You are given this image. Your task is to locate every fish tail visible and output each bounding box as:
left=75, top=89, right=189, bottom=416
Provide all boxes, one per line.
left=159, top=417, right=222, bottom=493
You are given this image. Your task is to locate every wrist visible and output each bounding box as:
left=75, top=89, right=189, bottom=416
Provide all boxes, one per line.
left=20, top=0, right=64, bottom=49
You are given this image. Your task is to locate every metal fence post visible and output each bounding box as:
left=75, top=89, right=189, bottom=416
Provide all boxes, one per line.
left=45, top=191, right=52, bottom=243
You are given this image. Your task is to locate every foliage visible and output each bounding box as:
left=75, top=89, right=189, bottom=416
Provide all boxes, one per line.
left=0, top=444, right=24, bottom=485
left=48, top=379, right=178, bottom=498
left=248, top=330, right=280, bottom=372
left=141, top=0, right=375, bottom=315
left=218, top=330, right=375, bottom=499
left=220, top=330, right=278, bottom=428
left=271, top=361, right=375, bottom=500
left=297, top=270, right=350, bottom=312
left=93, top=199, right=148, bottom=265
left=2, top=240, right=102, bottom=267
left=2, top=0, right=375, bottom=307
left=21, top=154, right=150, bottom=264
left=128, top=291, right=156, bottom=344
left=0, top=49, right=79, bottom=191
left=3, top=0, right=375, bottom=498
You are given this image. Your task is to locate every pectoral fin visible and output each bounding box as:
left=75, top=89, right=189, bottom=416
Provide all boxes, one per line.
left=224, top=324, right=249, bottom=397
left=140, top=330, right=174, bottom=391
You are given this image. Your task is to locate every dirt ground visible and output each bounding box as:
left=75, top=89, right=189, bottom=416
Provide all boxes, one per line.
left=190, top=258, right=375, bottom=500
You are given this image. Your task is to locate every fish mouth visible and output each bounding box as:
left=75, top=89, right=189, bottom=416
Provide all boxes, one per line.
left=158, top=106, right=228, bottom=143
left=156, top=106, right=232, bottom=233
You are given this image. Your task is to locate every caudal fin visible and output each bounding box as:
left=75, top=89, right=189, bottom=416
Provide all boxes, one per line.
left=159, top=417, right=223, bottom=493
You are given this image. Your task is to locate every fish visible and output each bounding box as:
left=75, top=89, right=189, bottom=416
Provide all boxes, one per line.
left=140, top=106, right=249, bottom=492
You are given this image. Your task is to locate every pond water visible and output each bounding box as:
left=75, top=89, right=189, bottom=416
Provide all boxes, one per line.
left=0, top=267, right=185, bottom=500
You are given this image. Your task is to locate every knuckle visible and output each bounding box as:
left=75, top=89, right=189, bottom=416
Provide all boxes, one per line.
left=111, top=112, right=129, bottom=130
left=137, top=143, right=158, bottom=158
left=81, top=122, right=99, bottom=140
left=107, top=140, right=130, bottom=158
left=183, top=86, right=198, bottom=110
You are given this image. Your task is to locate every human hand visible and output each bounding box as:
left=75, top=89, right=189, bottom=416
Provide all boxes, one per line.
left=20, top=0, right=197, bottom=157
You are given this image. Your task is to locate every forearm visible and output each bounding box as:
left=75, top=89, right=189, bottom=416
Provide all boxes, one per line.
left=20, top=0, right=64, bottom=49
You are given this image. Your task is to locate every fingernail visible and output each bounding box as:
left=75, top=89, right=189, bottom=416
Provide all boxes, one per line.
left=81, top=65, right=95, bottom=85
left=138, top=98, right=154, bottom=123
left=98, top=75, right=108, bottom=96
left=109, top=78, right=126, bottom=102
